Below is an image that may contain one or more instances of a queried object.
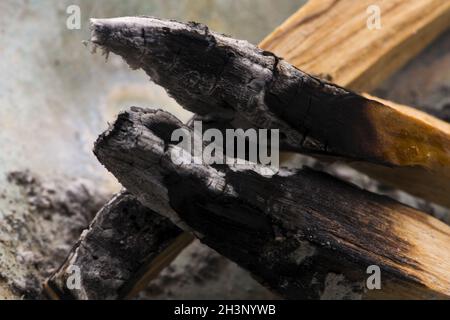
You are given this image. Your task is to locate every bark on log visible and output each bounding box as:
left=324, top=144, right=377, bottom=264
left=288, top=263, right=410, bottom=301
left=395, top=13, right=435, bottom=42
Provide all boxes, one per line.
left=44, top=191, right=192, bottom=300
left=90, top=17, right=450, bottom=208
left=93, top=107, right=450, bottom=299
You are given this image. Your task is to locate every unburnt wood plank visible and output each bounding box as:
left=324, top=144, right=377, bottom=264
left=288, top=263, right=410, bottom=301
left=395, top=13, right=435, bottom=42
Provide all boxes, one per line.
left=260, top=0, right=450, bottom=92
left=93, top=107, right=450, bottom=299
left=90, top=16, right=450, bottom=207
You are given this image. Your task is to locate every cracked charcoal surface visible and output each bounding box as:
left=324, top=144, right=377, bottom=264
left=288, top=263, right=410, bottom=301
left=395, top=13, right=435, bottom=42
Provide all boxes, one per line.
left=46, top=191, right=184, bottom=300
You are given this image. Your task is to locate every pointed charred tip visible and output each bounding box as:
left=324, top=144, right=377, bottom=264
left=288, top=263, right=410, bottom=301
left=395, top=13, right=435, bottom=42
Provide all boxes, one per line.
left=89, top=18, right=111, bottom=46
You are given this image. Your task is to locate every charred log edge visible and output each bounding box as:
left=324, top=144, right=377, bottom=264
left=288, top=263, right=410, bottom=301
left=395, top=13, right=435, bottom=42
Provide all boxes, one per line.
left=43, top=190, right=190, bottom=300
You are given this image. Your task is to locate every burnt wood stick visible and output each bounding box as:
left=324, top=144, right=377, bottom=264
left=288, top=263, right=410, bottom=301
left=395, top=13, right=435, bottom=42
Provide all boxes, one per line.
left=43, top=191, right=193, bottom=300
left=89, top=16, right=346, bottom=155
left=89, top=17, right=450, bottom=208
left=93, top=107, right=450, bottom=299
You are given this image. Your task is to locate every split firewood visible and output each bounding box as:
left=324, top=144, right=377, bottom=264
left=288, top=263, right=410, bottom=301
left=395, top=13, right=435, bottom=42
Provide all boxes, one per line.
left=90, top=17, right=450, bottom=208
left=260, top=0, right=450, bottom=92
left=93, top=107, right=450, bottom=299
left=44, top=191, right=193, bottom=300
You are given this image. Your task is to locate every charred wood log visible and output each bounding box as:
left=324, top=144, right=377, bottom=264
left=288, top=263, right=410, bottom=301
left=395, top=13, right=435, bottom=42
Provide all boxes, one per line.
left=93, top=107, right=450, bottom=299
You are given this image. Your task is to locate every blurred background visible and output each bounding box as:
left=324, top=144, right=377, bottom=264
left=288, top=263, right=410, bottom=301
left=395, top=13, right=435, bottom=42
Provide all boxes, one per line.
left=1, top=0, right=449, bottom=300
